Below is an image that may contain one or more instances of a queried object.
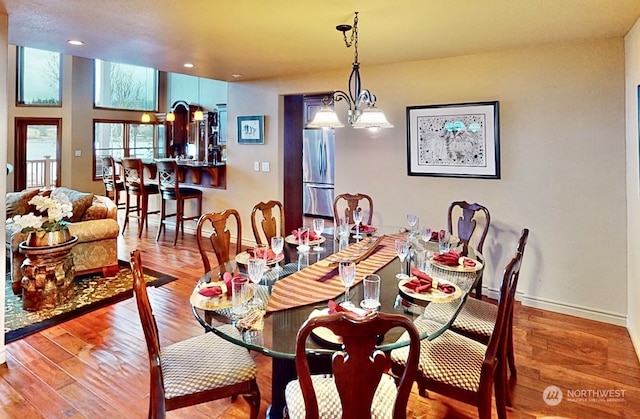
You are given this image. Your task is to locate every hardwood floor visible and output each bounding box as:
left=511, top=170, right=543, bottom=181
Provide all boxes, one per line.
left=2, top=218, right=639, bottom=418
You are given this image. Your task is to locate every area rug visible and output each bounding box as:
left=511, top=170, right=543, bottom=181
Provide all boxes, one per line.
left=5, top=261, right=176, bottom=343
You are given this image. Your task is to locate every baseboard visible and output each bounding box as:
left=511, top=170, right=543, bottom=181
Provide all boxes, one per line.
left=519, top=294, right=626, bottom=326
left=628, top=319, right=640, bottom=363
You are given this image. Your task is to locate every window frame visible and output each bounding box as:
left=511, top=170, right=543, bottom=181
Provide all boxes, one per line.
left=16, top=46, right=62, bottom=107
left=93, top=59, right=159, bottom=112
left=93, top=119, right=163, bottom=181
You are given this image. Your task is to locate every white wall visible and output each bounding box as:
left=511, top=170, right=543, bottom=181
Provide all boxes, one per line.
left=625, top=18, right=640, bottom=358
left=224, top=38, right=628, bottom=325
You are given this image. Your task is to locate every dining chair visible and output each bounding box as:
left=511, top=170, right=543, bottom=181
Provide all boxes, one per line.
left=155, top=159, right=203, bottom=246
left=129, top=249, right=260, bottom=419
left=333, top=192, right=373, bottom=225
left=196, top=209, right=242, bottom=280
left=448, top=201, right=491, bottom=298
left=390, top=230, right=527, bottom=419
left=100, top=156, right=125, bottom=209
left=284, top=312, right=420, bottom=419
left=121, top=158, right=160, bottom=238
left=421, top=228, right=529, bottom=407
left=251, top=200, right=285, bottom=246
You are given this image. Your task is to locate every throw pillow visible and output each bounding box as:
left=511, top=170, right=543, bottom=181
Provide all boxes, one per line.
left=51, top=187, right=95, bottom=222
left=81, top=197, right=108, bottom=221
left=6, top=188, right=40, bottom=219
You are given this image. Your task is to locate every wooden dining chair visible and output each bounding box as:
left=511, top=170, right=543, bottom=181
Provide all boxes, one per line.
left=155, top=159, right=203, bottom=246
left=390, top=232, right=527, bottom=419
left=448, top=201, right=491, bottom=298
left=284, top=312, right=420, bottom=419
left=251, top=200, right=285, bottom=246
left=333, top=192, right=373, bottom=225
left=196, top=210, right=242, bottom=280
left=421, top=228, right=529, bottom=407
left=121, top=158, right=160, bottom=238
left=100, top=156, right=125, bottom=209
left=129, top=249, right=260, bottom=419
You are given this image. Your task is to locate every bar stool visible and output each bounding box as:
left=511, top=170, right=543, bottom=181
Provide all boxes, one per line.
left=100, top=156, right=125, bottom=209
left=121, top=158, right=160, bottom=238
left=155, top=159, right=203, bottom=245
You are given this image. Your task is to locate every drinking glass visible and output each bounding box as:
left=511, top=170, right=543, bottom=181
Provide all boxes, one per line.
left=411, top=247, right=428, bottom=272
left=438, top=230, right=451, bottom=254
left=406, top=213, right=419, bottom=236
left=353, top=208, right=364, bottom=240
left=338, top=261, right=356, bottom=308
left=338, top=217, right=350, bottom=250
left=297, top=227, right=310, bottom=253
left=231, top=277, right=250, bottom=319
left=360, top=274, right=381, bottom=310
left=312, top=218, right=324, bottom=251
left=394, top=239, right=410, bottom=280
left=247, top=258, right=266, bottom=307
left=270, top=236, right=284, bottom=271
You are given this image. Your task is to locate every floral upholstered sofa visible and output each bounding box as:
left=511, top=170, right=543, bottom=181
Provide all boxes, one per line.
left=6, top=187, right=120, bottom=295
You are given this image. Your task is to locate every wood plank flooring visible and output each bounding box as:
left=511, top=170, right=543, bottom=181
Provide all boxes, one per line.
left=2, top=218, right=639, bottom=418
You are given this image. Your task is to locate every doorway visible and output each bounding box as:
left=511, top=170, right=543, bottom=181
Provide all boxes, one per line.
left=14, top=118, right=62, bottom=191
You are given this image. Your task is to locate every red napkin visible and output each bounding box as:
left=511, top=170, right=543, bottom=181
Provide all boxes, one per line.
left=198, top=272, right=245, bottom=297
left=352, top=224, right=376, bottom=233
left=433, top=249, right=462, bottom=266
left=247, top=247, right=276, bottom=261
left=291, top=229, right=319, bottom=242
left=430, top=230, right=440, bottom=241
left=462, top=258, right=476, bottom=267
left=327, top=300, right=370, bottom=318
left=405, top=267, right=456, bottom=294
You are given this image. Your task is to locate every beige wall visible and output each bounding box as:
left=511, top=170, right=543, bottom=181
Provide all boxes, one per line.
left=1, top=12, right=8, bottom=364
left=625, top=18, right=640, bottom=357
left=225, top=38, right=628, bottom=324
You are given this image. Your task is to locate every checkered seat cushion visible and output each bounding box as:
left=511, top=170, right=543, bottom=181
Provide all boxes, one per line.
left=160, top=324, right=257, bottom=400
left=422, top=298, right=497, bottom=341
left=390, top=318, right=487, bottom=393
left=285, top=373, right=399, bottom=419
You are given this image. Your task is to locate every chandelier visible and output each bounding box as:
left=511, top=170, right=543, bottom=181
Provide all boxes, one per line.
left=308, top=12, right=393, bottom=129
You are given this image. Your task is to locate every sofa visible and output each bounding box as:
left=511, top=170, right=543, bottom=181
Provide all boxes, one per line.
left=6, top=187, right=120, bottom=295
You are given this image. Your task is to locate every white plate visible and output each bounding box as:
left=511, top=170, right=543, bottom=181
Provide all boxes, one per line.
left=397, top=277, right=462, bottom=305
left=285, top=234, right=326, bottom=246
left=234, top=251, right=285, bottom=266
left=430, top=255, right=483, bottom=273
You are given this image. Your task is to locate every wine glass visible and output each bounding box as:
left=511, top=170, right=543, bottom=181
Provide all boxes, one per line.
left=394, top=239, right=410, bottom=280
left=338, top=261, right=356, bottom=308
left=420, top=226, right=433, bottom=244
left=353, top=208, right=363, bottom=240
left=270, top=236, right=284, bottom=271
left=438, top=230, right=451, bottom=254
left=312, top=218, right=324, bottom=251
left=247, top=258, right=266, bottom=307
left=406, top=214, right=419, bottom=236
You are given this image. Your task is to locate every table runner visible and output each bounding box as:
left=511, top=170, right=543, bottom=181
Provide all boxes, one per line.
left=266, top=234, right=401, bottom=312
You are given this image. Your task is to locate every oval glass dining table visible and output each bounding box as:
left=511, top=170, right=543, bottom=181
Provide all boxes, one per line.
left=191, top=228, right=482, bottom=419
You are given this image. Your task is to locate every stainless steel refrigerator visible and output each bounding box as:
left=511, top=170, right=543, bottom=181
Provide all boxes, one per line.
left=303, top=129, right=335, bottom=218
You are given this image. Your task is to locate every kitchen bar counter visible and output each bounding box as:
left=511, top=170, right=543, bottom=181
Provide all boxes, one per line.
left=117, top=159, right=226, bottom=189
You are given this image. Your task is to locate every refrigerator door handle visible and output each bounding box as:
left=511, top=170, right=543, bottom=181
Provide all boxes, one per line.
left=307, top=183, right=334, bottom=189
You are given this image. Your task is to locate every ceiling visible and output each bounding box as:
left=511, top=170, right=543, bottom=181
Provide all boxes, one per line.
left=1, top=0, right=640, bottom=82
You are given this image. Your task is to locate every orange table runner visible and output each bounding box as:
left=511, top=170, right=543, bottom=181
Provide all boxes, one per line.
left=266, top=234, right=401, bottom=313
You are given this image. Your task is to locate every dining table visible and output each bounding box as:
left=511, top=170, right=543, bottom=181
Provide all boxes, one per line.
left=191, top=226, right=483, bottom=419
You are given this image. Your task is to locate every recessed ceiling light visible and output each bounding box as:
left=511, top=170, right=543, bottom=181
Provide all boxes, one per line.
left=68, top=40, right=84, bottom=46
left=231, top=73, right=243, bottom=79
left=183, top=63, right=194, bottom=68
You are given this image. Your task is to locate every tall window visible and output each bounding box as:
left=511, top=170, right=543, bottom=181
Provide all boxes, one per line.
left=94, top=121, right=159, bottom=179
left=17, top=46, right=62, bottom=106
left=94, top=59, right=158, bottom=111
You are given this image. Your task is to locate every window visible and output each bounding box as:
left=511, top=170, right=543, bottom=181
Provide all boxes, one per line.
left=17, top=46, right=62, bottom=106
left=94, top=121, right=160, bottom=179
left=94, top=59, right=158, bottom=111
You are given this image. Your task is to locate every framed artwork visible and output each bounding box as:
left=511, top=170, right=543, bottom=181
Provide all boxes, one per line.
left=237, top=115, right=264, bottom=144
left=406, top=101, right=500, bottom=179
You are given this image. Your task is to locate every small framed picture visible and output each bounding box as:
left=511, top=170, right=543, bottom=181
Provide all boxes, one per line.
left=237, top=115, right=264, bottom=144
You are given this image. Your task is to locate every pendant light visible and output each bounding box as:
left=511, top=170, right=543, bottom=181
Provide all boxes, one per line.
left=194, top=77, right=204, bottom=121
